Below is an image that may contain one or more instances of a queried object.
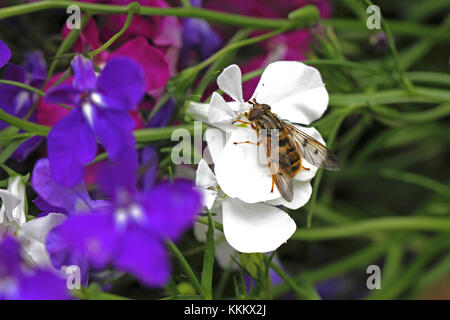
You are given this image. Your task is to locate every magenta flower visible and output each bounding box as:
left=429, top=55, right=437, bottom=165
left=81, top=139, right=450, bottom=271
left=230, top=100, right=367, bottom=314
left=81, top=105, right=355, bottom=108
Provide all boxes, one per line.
left=0, top=235, right=71, bottom=300
left=45, top=55, right=145, bottom=187
left=108, top=37, right=170, bottom=94
left=101, top=0, right=181, bottom=48
left=62, top=18, right=108, bottom=64
left=97, top=0, right=182, bottom=76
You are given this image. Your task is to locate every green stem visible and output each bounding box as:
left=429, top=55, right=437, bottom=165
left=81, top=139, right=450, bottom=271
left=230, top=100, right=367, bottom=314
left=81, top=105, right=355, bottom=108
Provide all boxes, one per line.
left=367, top=234, right=450, bottom=299
left=194, top=26, right=291, bottom=72
left=293, top=216, right=450, bottom=241
left=0, top=1, right=317, bottom=30
left=89, top=9, right=134, bottom=58
left=272, top=239, right=392, bottom=297
left=196, top=216, right=224, bottom=232
left=379, top=169, right=450, bottom=198
left=324, top=19, right=450, bottom=41
left=166, top=240, right=204, bottom=298
left=241, top=58, right=381, bottom=83
left=134, top=123, right=206, bottom=143
left=0, top=80, right=45, bottom=96
left=330, top=87, right=450, bottom=108
left=267, top=259, right=320, bottom=300
left=45, top=13, right=91, bottom=84
left=200, top=210, right=215, bottom=300
left=363, top=0, right=412, bottom=90
left=0, top=108, right=206, bottom=143
left=0, top=109, right=50, bottom=136
left=0, top=80, right=72, bottom=111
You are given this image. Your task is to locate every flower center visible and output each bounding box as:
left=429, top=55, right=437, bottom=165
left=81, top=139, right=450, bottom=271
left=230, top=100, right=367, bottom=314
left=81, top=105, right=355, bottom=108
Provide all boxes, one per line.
left=14, top=91, right=30, bottom=114
left=90, top=92, right=105, bottom=107
left=81, top=102, right=94, bottom=127
left=114, top=203, right=144, bottom=229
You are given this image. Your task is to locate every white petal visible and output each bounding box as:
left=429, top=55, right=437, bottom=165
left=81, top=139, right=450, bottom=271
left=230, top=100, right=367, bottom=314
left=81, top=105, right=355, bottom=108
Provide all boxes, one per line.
left=214, top=127, right=281, bottom=203
left=0, top=190, right=21, bottom=225
left=217, top=64, right=244, bottom=102
left=227, top=101, right=249, bottom=113
left=7, top=176, right=26, bottom=225
left=195, top=159, right=217, bottom=188
left=252, top=61, right=328, bottom=125
left=198, top=188, right=218, bottom=211
left=186, top=101, right=209, bottom=123
left=222, top=198, right=296, bottom=253
left=195, top=160, right=218, bottom=210
left=204, top=128, right=227, bottom=165
left=266, top=180, right=312, bottom=210
left=17, top=213, right=66, bottom=267
left=208, top=92, right=237, bottom=130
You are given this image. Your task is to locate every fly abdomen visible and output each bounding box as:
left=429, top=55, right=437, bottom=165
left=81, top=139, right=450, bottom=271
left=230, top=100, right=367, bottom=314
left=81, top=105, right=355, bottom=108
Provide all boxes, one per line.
left=279, top=140, right=301, bottom=177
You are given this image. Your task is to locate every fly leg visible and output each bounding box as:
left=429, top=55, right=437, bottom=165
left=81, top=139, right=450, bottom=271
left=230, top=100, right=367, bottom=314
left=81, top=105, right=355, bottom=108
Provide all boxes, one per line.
left=301, top=166, right=310, bottom=171
left=233, top=130, right=260, bottom=145
left=271, top=175, right=275, bottom=193
left=233, top=140, right=260, bottom=146
left=232, top=119, right=256, bottom=130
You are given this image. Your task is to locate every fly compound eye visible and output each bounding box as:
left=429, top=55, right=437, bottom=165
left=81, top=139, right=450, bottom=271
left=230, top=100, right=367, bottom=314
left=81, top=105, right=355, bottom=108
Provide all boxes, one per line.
left=261, top=104, right=271, bottom=112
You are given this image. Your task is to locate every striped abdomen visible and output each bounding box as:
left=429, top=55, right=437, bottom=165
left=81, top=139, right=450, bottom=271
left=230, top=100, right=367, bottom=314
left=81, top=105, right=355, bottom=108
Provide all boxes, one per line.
left=255, top=113, right=302, bottom=177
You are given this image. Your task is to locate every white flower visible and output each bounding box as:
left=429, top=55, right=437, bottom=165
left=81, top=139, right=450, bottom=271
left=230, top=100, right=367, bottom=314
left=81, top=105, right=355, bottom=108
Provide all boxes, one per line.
left=188, top=61, right=329, bottom=209
left=0, top=176, right=65, bottom=267
left=194, top=159, right=296, bottom=253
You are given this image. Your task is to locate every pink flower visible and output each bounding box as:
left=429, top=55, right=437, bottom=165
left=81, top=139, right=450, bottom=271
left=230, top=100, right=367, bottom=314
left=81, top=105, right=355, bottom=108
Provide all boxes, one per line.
left=61, top=18, right=108, bottom=64
left=108, top=37, right=170, bottom=94
left=203, top=0, right=333, bottom=99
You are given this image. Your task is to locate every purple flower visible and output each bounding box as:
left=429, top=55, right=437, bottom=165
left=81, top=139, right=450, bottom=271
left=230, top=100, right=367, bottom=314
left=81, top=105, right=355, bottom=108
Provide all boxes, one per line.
left=148, top=98, right=175, bottom=128
left=46, top=152, right=202, bottom=287
left=32, top=158, right=108, bottom=216
left=0, top=51, right=46, bottom=161
left=31, top=158, right=109, bottom=286
left=179, top=0, right=221, bottom=68
left=0, top=40, right=11, bottom=68
left=45, top=55, right=145, bottom=187
left=140, top=146, right=158, bottom=191
left=0, top=235, right=71, bottom=300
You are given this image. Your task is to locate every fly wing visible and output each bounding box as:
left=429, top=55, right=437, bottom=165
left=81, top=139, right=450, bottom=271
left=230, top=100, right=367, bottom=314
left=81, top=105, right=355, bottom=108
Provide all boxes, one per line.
left=283, top=122, right=340, bottom=171
left=259, top=130, right=294, bottom=202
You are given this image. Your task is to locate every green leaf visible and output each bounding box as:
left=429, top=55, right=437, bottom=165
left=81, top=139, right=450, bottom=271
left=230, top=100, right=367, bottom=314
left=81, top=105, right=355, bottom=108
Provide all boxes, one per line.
left=166, top=240, right=204, bottom=298
left=74, top=284, right=130, bottom=300
left=239, top=253, right=266, bottom=280
left=200, top=210, right=215, bottom=300
left=288, top=4, right=319, bottom=25
left=0, top=137, right=35, bottom=164
left=266, top=257, right=321, bottom=300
